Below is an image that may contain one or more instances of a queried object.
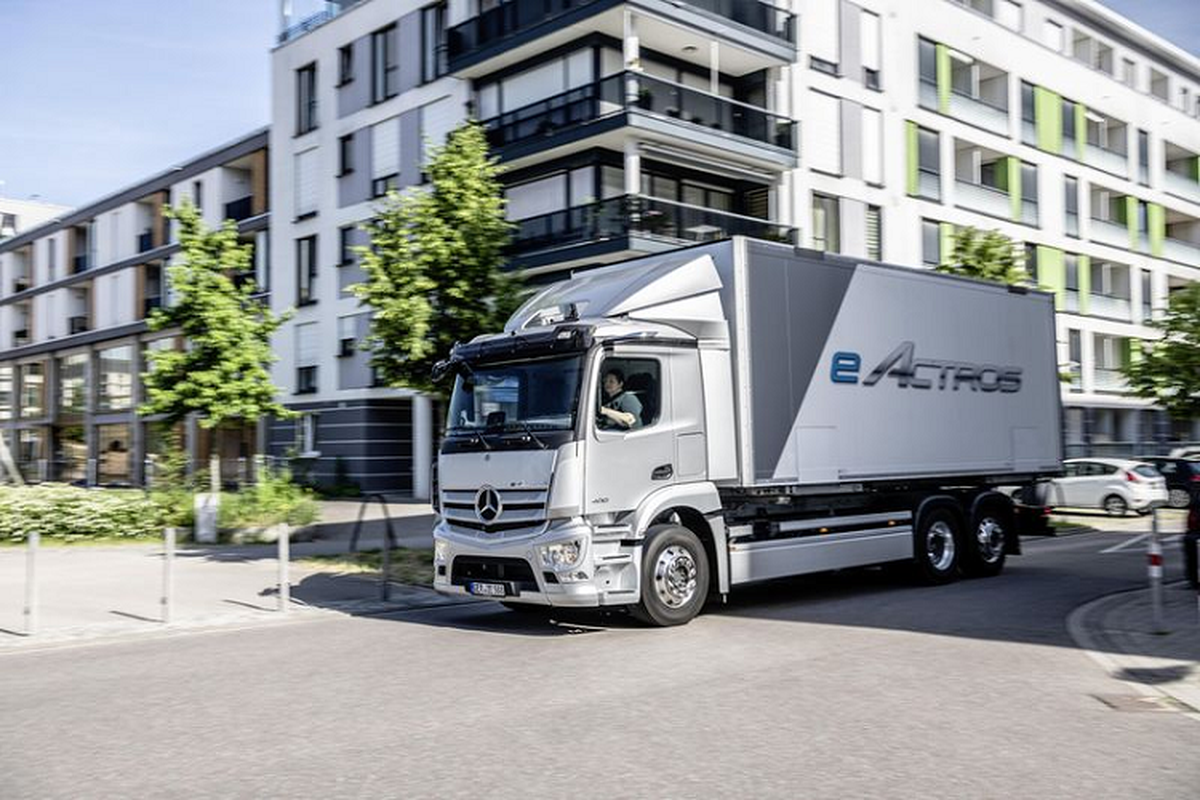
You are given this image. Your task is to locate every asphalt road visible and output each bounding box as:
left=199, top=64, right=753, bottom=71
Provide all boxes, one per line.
left=2, top=527, right=1198, bottom=799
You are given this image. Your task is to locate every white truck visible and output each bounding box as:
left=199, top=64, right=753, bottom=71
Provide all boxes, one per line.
left=431, top=238, right=1062, bottom=625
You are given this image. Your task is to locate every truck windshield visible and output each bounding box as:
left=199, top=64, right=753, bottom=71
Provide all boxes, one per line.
left=446, top=355, right=584, bottom=434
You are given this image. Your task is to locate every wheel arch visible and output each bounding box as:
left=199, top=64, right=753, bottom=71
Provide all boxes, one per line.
left=635, top=483, right=728, bottom=595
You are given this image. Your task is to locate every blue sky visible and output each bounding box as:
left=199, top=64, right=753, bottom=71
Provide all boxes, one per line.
left=0, top=0, right=1197, bottom=209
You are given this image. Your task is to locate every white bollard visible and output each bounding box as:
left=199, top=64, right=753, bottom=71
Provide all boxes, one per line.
left=162, top=527, right=176, bottom=624
left=24, top=530, right=38, bottom=636
left=278, top=523, right=290, bottom=614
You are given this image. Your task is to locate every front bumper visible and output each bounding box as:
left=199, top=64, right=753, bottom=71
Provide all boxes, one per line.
left=432, top=518, right=640, bottom=607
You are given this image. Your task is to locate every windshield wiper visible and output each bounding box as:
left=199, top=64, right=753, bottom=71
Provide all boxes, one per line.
left=505, top=421, right=548, bottom=450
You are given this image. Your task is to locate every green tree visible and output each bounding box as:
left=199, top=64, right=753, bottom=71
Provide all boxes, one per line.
left=1122, top=283, right=1200, bottom=421
left=139, top=204, right=294, bottom=429
left=351, top=121, right=520, bottom=394
left=936, top=226, right=1027, bottom=286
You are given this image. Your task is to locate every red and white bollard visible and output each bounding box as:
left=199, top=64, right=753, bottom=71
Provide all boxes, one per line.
left=1148, top=509, right=1165, bottom=633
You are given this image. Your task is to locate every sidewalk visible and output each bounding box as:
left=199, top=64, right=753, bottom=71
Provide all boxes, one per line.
left=1070, top=579, right=1200, bottom=716
left=0, top=499, right=472, bottom=651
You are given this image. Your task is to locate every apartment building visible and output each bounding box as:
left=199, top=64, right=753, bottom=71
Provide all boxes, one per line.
left=0, top=196, right=71, bottom=242
left=0, top=130, right=269, bottom=485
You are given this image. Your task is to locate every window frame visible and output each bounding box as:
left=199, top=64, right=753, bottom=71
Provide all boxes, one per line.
left=296, top=62, right=319, bottom=135
left=296, top=235, right=318, bottom=306
left=593, top=355, right=664, bottom=437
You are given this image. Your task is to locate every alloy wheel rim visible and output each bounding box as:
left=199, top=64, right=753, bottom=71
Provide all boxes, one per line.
left=976, top=517, right=1004, bottom=563
left=654, top=545, right=698, bottom=609
left=927, top=520, right=956, bottom=572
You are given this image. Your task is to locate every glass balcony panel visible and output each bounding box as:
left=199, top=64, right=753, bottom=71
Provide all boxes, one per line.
left=955, top=180, right=1010, bottom=218
left=1162, top=237, right=1200, bottom=265
left=1093, top=367, right=1127, bottom=392
left=1163, top=170, right=1200, bottom=203
left=1087, top=146, right=1129, bottom=177
left=1021, top=200, right=1039, bottom=226
left=1089, top=294, right=1132, bottom=321
left=948, top=91, right=1009, bottom=132
left=917, top=170, right=941, bottom=200
left=1063, top=291, right=1079, bottom=313
left=1090, top=217, right=1130, bottom=249
left=919, top=79, right=939, bottom=111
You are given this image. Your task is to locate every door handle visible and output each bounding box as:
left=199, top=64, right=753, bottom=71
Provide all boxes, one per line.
left=651, top=464, right=673, bottom=480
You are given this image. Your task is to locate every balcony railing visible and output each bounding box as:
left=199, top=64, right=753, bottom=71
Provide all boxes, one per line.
left=1086, top=145, right=1128, bottom=177
left=1063, top=290, right=1080, bottom=313
left=1090, top=217, right=1130, bottom=249
left=224, top=196, right=254, bottom=222
left=508, top=194, right=796, bottom=257
left=137, top=231, right=154, bottom=253
left=68, top=316, right=89, bottom=335
left=448, top=0, right=795, bottom=65
left=1162, top=236, right=1200, bottom=265
left=948, top=90, right=1009, bottom=132
left=1021, top=199, right=1039, bottom=226
left=1093, top=366, right=1127, bottom=392
left=1088, top=294, right=1132, bottom=321
left=955, top=179, right=1010, bottom=218
left=1163, top=170, right=1200, bottom=204
left=71, top=254, right=90, bottom=274
left=483, top=71, right=796, bottom=153
left=277, top=1, right=365, bottom=44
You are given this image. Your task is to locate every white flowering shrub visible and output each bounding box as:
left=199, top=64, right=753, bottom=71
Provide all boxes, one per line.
left=0, top=484, right=164, bottom=542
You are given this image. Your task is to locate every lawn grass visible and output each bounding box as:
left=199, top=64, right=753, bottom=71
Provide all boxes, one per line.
left=298, top=547, right=434, bottom=587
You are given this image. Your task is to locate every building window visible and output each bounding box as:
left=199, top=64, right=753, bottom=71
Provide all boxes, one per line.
left=339, top=225, right=358, bottom=267
left=811, top=193, right=840, bottom=254
left=58, top=353, right=88, bottom=416
left=192, top=180, right=203, bottom=212
left=339, top=133, right=355, bottom=176
left=1064, top=176, right=1079, bottom=237
left=296, top=322, right=318, bottom=394
left=1150, top=68, right=1169, bottom=102
left=372, top=24, right=399, bottom=103
left=922, top=219, right=942, bottom=267
left=296, top=63, right=318, bottom=135
left=297, top=236, right=318, bottom=305
left=1024, top=243, right=1039, bottom=284
left=97, top=423, right=132, bottom=486
left=0, top=213, right=16, bottom=239
left=338, top=315, right=358, bottom=357
left=1067, top=330, right=1082, bottom=392
left=294, top=149, right=318, bottom=219
left=296, top=413, right=319, bottom=455
left=1137, top=129, right=1149, bottom=186
left=1061, top=98, right=1077, bottom=146
left=1064, top=253, right=1079, bottom=312
left=1141, top=270, right=1152, bottom=320
left=916, top=126, right=940, bottom=200
left=860, top=10, right=881, bottom=90
left=338, top=43, right=354, bottom=86
left=1020, top=81, right=1035, bottom=144
left=866, top=205, right=881, bottom=261
left=0, top=366, right=12, bottom=420
left=1121, top=58, right=1136, bottom=87
left=371, top=117, right=400, bottom=196
left=422, top=2, right=448, bottom=83
left=97, top=345, right=133, bottom=412
left=918, top=38, right=937, bottom=104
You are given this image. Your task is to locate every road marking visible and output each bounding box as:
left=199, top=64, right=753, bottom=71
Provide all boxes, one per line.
left=1100, top=534, right=1148, bottom=553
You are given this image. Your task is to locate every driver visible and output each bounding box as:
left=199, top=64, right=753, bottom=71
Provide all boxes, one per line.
left=597, top=368, right=643, bottom=430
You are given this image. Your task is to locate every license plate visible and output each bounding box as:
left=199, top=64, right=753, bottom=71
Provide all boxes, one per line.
left=468, top=581, right=508, bottom=597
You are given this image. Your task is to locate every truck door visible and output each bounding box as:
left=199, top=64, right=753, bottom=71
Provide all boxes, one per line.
left=584, top=349, right=676, bottom=515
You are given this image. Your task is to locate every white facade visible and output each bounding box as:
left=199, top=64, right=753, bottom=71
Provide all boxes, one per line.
left=0, top=196, right=70, bottom=242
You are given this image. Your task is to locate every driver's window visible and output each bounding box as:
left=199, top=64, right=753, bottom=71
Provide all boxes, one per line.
left=596, top=357, right=661, bottom=433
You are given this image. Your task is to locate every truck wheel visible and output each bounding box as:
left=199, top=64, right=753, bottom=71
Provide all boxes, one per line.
left=1103, top=495, right=1128, bottom=517
left=962, top=503, right=1008, bottom=578
left=631, top=525, right=710, bottom=627
left=914, top=507, right=961, bottom=584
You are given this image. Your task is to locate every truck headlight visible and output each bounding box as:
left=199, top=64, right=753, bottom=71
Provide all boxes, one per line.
left=434, top=539, right=449, bottom=564
left=539, top=539, right=584, bottom=570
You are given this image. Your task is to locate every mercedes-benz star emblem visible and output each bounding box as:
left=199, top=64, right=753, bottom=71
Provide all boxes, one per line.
left=475, top=486, right=503, bottom=523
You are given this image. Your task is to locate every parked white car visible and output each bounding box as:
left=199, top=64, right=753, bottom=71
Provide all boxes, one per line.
left=1048, top=458, right=1169, bottom=516
left=1168, top=446, right=1200, bottom=460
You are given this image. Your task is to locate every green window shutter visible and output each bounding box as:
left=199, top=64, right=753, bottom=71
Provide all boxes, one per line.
left=1075, top=103, right=1087, bottom=161
left=1147, top=202, right=1165, bottom=257
left=1124, top=338, right=1143, bottom=366
left=1007, top=157, right=1022, bottom=221
left=1034, top=86, right=1061, bottom=154
left=1077, top=254, right=1091, bottom=315
left=906, top=121, right=919, bottom=196
left=936, top=44, right=951, bottom=114
left=1125, top=196, right=1139, bottom=249
left=1037, top=245, right=1065, bottom=308
left=1192, top=156, right=1200, bottom=182
left=939, top=222, right=955, bottom=267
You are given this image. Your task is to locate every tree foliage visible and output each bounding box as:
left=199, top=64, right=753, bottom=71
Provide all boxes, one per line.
left=351, top=121, right=520, bottom=395
left=139, top=203, right=294, bottom=428
left=936, top=226, right=1027, bottom=286
left=1122, top=283, right=1200, bottom=421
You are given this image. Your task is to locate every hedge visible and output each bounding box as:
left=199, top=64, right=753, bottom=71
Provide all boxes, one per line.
left=0, top=484, right=165, bottom=542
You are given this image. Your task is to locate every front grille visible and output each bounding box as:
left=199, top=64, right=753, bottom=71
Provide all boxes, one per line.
left=451, top=556, right=539, bottom=593
left=442, top=486, right=549, bottom=536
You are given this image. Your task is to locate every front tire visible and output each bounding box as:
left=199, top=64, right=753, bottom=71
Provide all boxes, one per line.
left=631, top=525, right=710, bottom=627
left=914, top=507, right=962, bottom=584
left=1103, top=495, right=1128, bottom=517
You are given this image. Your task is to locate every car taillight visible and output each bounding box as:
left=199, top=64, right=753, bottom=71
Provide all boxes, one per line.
left=1191, top=474, right=1200, bottom=482
left=1124, top=470, right=1140, bottom=482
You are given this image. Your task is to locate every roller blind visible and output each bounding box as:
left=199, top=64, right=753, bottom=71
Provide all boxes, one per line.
left=372, top=117, right=400, bottom=179
left=294, top=149, right=318, bottom=216
left=860, top=10, right=880, bottom=72
left=420, top=97, right=459, bottom=158
left=296, top=323, right=318, bottom=367
left=862, top=107, right=882, bottom=184
left=806, top=91, right=842, bottom=174
left=806, top=0, right=840, bottom=65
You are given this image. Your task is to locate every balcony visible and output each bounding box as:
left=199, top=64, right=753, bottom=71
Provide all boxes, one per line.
left=13, top=329, right=29, bottom=347
left=224, top=196, right=254, bottom=222
left=1163, top=170, right=1200, bottom=204
left=71, top=254, right=90, bottom=274
left=948, top=90, right=1008, bottom=132
left=137, top=231, right=154, bottom=253
left=1088, top=294, right=1132, bottom=321
left=1162, top=237, right=1200, bottom=265
left=68, top=316, right=89, bottom=335
left=483, top=71, right=796, bottom=166
left=1090, top=217, right=1130, bottom=249
left=1085, top=145, right=1128, bottom=178
left=277, top=0, right=364, bottom=44
left=955, top=180, right=1010, bottom=219
left=1093, top=367, right=1127, bottom=393
left=447, top=0, right=795, bottom=76
left=508, top=194, right=795, bottom=265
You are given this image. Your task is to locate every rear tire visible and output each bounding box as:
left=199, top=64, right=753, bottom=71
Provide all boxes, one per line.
left=962, top=501, right=1009, bottom=578
left=914, top=507, right=962, bottom=585
left=1103, top=495, right=1128, bottom=517
left=631, top=525, right=710, bottom=627
left=1168, top=489, right=1191, bottom=509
